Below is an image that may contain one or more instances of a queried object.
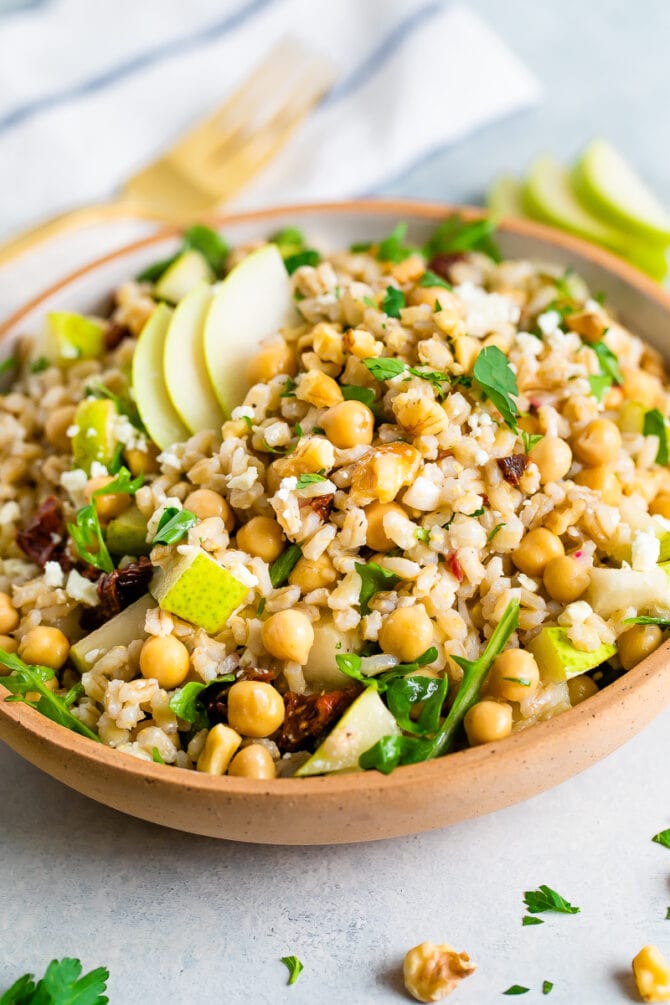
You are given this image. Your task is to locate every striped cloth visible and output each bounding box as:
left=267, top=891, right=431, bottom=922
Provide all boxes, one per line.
left=0, top=0, right=540, bottom=318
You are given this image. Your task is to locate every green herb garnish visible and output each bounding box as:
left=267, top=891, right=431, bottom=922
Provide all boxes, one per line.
left=522, top=916, right=544, bottom=926
left=350, top=241, right=373, bottom=253
left=623, top=616, right=670, bottom=628
left=523, top=885, right=580, bottom=915
left=487, top=523, right=505, bottom=542
left=30, top=356, right=49, bottom=374
left=94, top=467, right=143, bottom=497
left=0, top=356, right=17, bottom=376
left=376, top=222, right=415, bottom=263
left=386, top=674, right=448, bottom=734
left=588, top=374, right=612, bottom=401
left=419, top=269, right=453, bottom=290
left=284, top=249, right=320, bottom=275
left=67, top=466, right=143, bottom=572
left=169, top=675, right=236, bottom=730
left=0, top=957, right=110, bottom=1005
left=543, top=981, right=554, bottom=995
left=280, top=956, right=304, bottom=986
left=341, top=385, right=376, bottom=408
left=652, top=829, right=670, bottom=849
left=521, top=430, right=543, bottom=453
left=503, top=988, right=530, bottom=997
left=362, top=357, right=452, bottom=398
left=269, top=544, right=302, bottom=588
left=335, top=647, right=438, bottom=693
left=415, top=527, right=430, bottom=543
left=85, top=381, right=145, bottom=432
left=363, top=295, right=377, bottom=309
left=137, top=224, right=229, bottom=282
left=270, top=226, right=305, bottom=259
left=295, top=473, right=327, bottom=489
left=355, top=561, right=401, bottom=615
left=0, top=650, right=99, bottom=741
left=381, top=285, right=406, bottom=319
left=152, top=507, right=198, bottom=546
left=473, top=346, right=519, bottom=431
left=151, top=746, right=165, bottom=764
left=643, top=408, right=669, bottom=465
left=424, top=214, right=501, bottom=262
left=591, top=340, right=623, bottom=385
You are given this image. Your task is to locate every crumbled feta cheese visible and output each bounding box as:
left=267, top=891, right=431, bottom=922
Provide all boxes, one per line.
left=402, top=476, right=441, bottom=511
left=632, top=529, right=661, bottom=572
left=66, top=569, right=100, bottom=606
left=66, top=425, right=79, bottom=438
left=0, top=501, right=20, bottom=526
left=537, top=310, right=562, bottom=337
left=60, top=468, right=88, bottom=505
left=453, top=281, right=520, bottom=337
left=89, top=461, right=109, bottom=478
left=227, top=468, right=258, bottom=491
left=515, top=332, right=544, bottom=358
left=276, top=476, right=298, bottom=502
left=231, top=405, right=255, bottom=421
left=474, top=449, right=489, bottom=466
left=43, top=561, right=64, bottom=588
left=113, top=414, right=147, bottom=452
left=157, top=446, right=182, bottom=471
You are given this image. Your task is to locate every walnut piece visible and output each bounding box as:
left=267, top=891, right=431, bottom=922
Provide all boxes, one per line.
left=403, top=941, right=476, bottom=1003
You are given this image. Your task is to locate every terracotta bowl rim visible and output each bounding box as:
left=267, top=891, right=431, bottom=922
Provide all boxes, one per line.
left=2, top=196, right=670, bottom=799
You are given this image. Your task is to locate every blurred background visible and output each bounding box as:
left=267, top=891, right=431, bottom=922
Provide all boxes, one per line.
left=0, top=0, right=668, bottom=317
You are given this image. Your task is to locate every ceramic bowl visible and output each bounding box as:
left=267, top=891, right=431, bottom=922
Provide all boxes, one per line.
left=1, top=199, right=670, bottom=845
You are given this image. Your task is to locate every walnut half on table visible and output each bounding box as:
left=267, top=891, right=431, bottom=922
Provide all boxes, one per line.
left=403, top=941, right=476, bottom=1003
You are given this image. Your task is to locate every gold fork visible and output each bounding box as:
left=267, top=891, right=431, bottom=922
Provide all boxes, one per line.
left=0, top=39, right=335, bottom=267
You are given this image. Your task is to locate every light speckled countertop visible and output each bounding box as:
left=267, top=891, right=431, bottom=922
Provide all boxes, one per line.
left=3, top=2, right=670, bottom=1002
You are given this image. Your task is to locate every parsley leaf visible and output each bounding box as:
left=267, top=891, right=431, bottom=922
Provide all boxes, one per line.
left=169, top=675, right=236, bottom=729
left=487, top=523, right=505, bottom=542
left=0, top=356, right=17, bottom=376
left=522, top=916, right=544, bottom=926
left=419, top=269, right=453, bottom=290
left=67, top=503, right=113, bottom=573
left=521, top=431, right=543, bottom=454
left=341, top=385, right=376, bottom=408
left=652, top=829, right=670, bottom=849
left=280, top=956, right=304, bottom=986
left=30, top=356, right=50, bottom=374
left=377, top=222, right=415, bottom=263
left=473, top=346, right=519, bottom=430
left=381, top=285, right=406, bottom=318
left=355, top=561, right=401, bottom=615
left=295, top=473, right=327, bottom=489
left=0, top=650, right=99, bottom=741
left=151, top=746, right=165, bottom=764
left=152, top=507, right=198, bottom=546
left=503, top=987, right=530, bottom=996
left=424, top=214, right=501, bottom=262
left=362, top=357, right=405, bottom=382
left=543, top=981, right=554, bottom=995
left=93, top=466, right=143, bottom=497
left=284, top=249, right=320, bottom=275
left=350, top=240, right=372, bottom=253
left=591, top=340, right=623, bottom=385
left=269, top=544, right=302, bottom=588
left=644, top=409, right=669, bottom=465
left=523, top=885, right=580, bottom=915
left=0, top=957, right=110, bottom=1005
left=588, top=373, right=612, bottom=401
left=280, top=378, right=296, bottom=398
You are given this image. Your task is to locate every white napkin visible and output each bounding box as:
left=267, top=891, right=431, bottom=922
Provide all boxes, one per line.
left=0, top=0, right=540, bottom=318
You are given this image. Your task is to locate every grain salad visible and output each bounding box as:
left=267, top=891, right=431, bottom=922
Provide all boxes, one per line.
left=1, top=216, right=670, bottom=779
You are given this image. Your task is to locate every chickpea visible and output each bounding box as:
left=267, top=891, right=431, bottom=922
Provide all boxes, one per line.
left=229, top=744, right=276, bottom=779
left=573, top=466, right=622, bottom=505
left=543, top=555, right=590, bottom=604
left=237, top=516, right=284, bottom=563
left=512, top=528, right=564, bottom=577
left=572, top=418, right=622, bottom=467
left=247, top=340, right=295, bottom=385
left=567, top=675, right=599, bottom=706
left=289, top=553, right=338, bottom=593
left=650, top=494, right=670, bottom=520
left=139, top=635, right=190, bottom=689
left=0, top=592, right=19, bottom=634
left=197, top=723, right=241, bottom=775
left=84, top=475, right=131, bottom=521
left=19, top=626, right=69, bottom=670
left=621, top=367, right=663, bottom=409
left=378, top=605, right=433, bottom=663
left=618, top=624, right=664, bottom=671
left=528, top=436, right=573, bottom=484
left=407, top=285, right=449, bottom=310
left=321, top=400, right=375, bottom=449
left=227, top=681, right=285, bottom=738
left=125, top=444, right=159, bottom=477
left=45, top=404, right=76, bottom=451
left=261, top=610, right=315, bottom=664
left=364, top=501, right=406, bottom=552
left=488, top=649, right=540, bottom=702
left=464, top=699, right=513, bottom=745
left=184, top=488, right=234, bottom=532
left=0, top=634, right=18, bottom=657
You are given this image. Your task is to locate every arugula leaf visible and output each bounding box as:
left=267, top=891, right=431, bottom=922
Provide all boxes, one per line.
left=151, top=746, right=165, bottom=764
left=0, top=957, right=109, bottom=1005
left=521, top=431, right=543, bottom=454
left=269, top=544, right=302, bottom=588
left=623, top=615, right=670, bottom=627
left=335, top=648, right=438, bottom=693
left=362, top=357, right=405, bottom=382
left=543, top=981, right=554, bottom=995
left=85, top=382, right=146, bottom=433
left=376, top=222, right=415, bottom=263
left=136, top=254, right=179, bottom=284
left=280, top=378, right=296, bottom=398
left=67, top=503, right=113, bottom=573
left=152, top=507, right=198, bottom=546
left=270, top=226, right=305, bottom=258
left=341, top=385, right=376, bottom=408
left=652, top=829, right=670, bottom=849
left=522, top=916, right=544, bottom=926
left=644, top=408, right=669, bottom=465
left=424, top=214, right=501, bottom=262
left=419, top=270, right=452, bottom=290
left=30, top=356, right=50, bottom=374
left=280, top=956, right=304, bottom=986
left=473, top=346, right=519, bottom=431
left=0, top=650, right=99, bottom=742
left=0, top=356, right=17, bottom=376
left=381, top=286, right=406, bottom=319
left=137, top=224, right=228, bottom=282
left=523, top=885, right=580, bottom=915
left=284, top=249, right=320, bottom=275
left=591, top=340, right=623, bottom=385
left=386, top=674, right=448, bottom=734
left=169, top=675, right=236, bottom=729
left=350, top=240, right=373, bottom=253
left=588, top=373, right=612, bottom=401
left=487, top=523, right=505, bottom=542
left=359, top=733, right=434, bottom=772
left=503, top=986, right=530, bottom=996
left=355, top=561, right=401, bottom=615
left=93, top=466, right=143, bottom=497
left=295, top=473, right=327, bottom=489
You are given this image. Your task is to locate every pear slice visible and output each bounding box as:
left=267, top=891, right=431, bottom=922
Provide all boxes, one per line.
left=523, top=155, right=668, bottom=281
left=574, top=139, right=670, bottom=246
left=487, top=175, right=526, bottom=218
left=296, top=687, right=401, bottom=777
left=526, top=627, right=616, bottom=684
left=71, top=398, right=118, bottom=474
left=132, top=303, right=190, bottom=450
left=154, top=250, right=213, bottom=304
left=151, top=549, right=249, bottom=633
left=70, top=594, right=154, bottom=673
left=163, top=281, right=224, bottom=434
left=107, top=507, right=150, bottom=557
left=204, top=244, right=296, bottom=417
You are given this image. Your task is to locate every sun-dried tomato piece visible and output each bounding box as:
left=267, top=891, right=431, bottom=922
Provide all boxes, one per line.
left=496, top=453, right=528, bottom=486
left=276, top=687, right=361, bottom=753
left=203, top=663, right=272, bottom=725
left=428, top=252, right=466, bottom=282
left=79, top=556, right=153, bottom=630
left=16, top=496, right=72, bottom=570
left=303, top=493, right=334, bottom=521
left=237, top=667, right=277, bottom=684
left=447, top=552, right=464, bottom=582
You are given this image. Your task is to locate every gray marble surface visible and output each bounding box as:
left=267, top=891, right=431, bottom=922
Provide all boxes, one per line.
left=3, top=1, right=670, bottom=1002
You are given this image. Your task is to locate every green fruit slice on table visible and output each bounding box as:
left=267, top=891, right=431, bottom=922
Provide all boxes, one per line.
left=204, top=244, right=296, bottom=417
left=163, top=280, right=224, bottom=434
left=154, top=249, right=213, bottom=304
left=487, top=175, right=527, bottom=218
left=574, top=138, right=670, bottom=246
left=71, top=398, right=118, bottom=474
left=132, top=303, right=190, bottom=450
left=152, top=549, right=249, bottom=633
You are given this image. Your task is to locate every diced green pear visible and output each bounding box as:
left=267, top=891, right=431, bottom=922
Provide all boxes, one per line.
left=296, top=688, right=401, bottom=777
left=154, top=249, right=213, bottom=304
left=131, top=303, right=190, bottom=450
left=659, top=534, right=670, bottom=564
left=163, top=281, right=224, bottom=434
left=70, top=594, right=155, bottom=673
left=107, top=507, right=150, bottom=556
left=617, top=400, right=646, bottom=434
left=487, top=175, right=526, bottom=218
left=46, top=311, right=104, bottom=363
left=526, top=627, right=616, bottom=684
left=587, top=565, right=670, bottom=618
left=302, top=616, right=361, bottom=690
left=573, top=139, right=670, bottom=246
left=151, top=549, right=248, bottom=633
left=204, top=244, right=296, bottom=417
left=71, top=398, right=118, bottom=474
left=660, top=561, right=670, bottom=580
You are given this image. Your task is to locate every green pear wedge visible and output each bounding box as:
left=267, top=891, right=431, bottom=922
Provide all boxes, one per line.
left=296, top=688, right=401, bottom=776
left=204, top=244, right=296, bottom=417
left=163, top=281, right=224, bottom=434
left=154, top=249, right=213, bottom=303
left=132, top=304, right=190, bottom=450
left=487, top=175, right=526, bottom=218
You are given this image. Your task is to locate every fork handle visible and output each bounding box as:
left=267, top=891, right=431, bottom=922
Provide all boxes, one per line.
left=0, top=199, right=166, bottom=269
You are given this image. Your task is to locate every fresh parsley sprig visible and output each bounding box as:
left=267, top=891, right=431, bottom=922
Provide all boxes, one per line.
left=362, top=357, right=454, bottom=399
left=67, top=466, right=143, bottom=572
left=424, top=214, right=501, bottom=262
left=377, top=222, right=415, bottom=263
left=643, top=409, right=669, bottom=465
left=152, top=507, right=198, bottom=546
left=419, top=269, right=453, bottom=290
left=0, top=650, right=99, bottom=741
left=280, top=956, right=304, bottom=986
left=355, top=562, right=401, bottom=615
left=523, top=885, right=580, bottom=915
left=473, top=346, right=520, bottom=431
left=137, top=224, right=229, bottom=282
left=652, top=828, right=670, bottom=849
left=295, top=472, right=328, bottom=489
left=0, top=957, right=109, bottom=1005
left=169, top=674, right=237, bottom=731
